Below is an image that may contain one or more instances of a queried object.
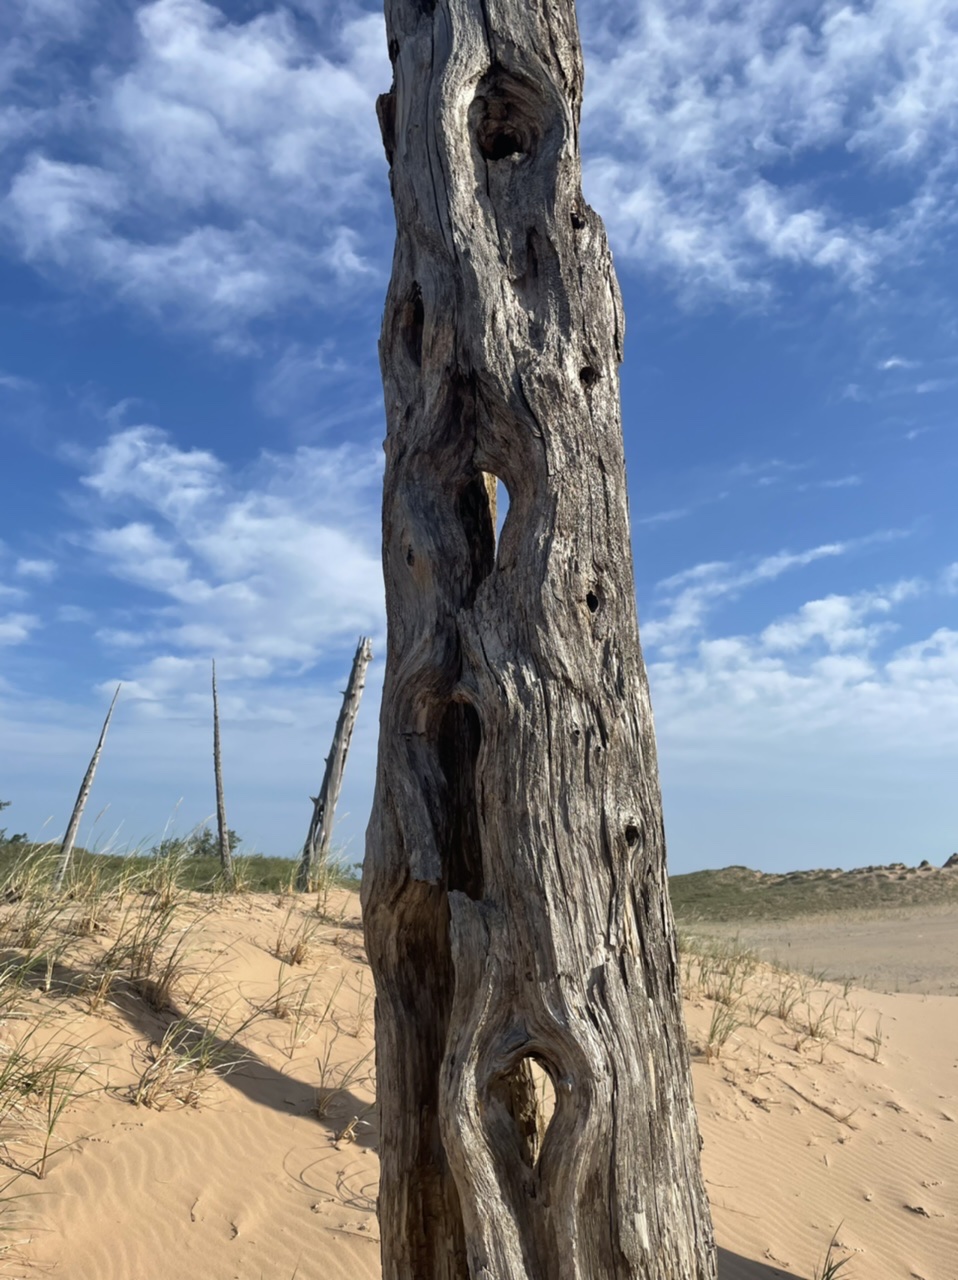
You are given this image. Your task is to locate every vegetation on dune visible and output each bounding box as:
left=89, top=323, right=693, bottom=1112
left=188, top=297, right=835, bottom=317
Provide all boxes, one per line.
left=0, top=802, right=27, bottom=848
left=0, top=822, right=919, bottom=1280
left=0, top=839, right=359, bottom=898
left=670, top=861, right=958, bottom=922
left=0, top=832, right=376, bottom=1272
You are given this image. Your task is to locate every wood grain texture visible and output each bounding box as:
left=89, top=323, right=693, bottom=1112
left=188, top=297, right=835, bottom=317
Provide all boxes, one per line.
left=297, top=636, right=373, bottom=891
left=362, top=2, right=717, bottom=1276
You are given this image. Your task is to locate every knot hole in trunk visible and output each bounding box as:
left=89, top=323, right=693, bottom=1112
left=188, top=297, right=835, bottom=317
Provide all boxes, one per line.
left=400, top=283, right=424, bottom=366
left=495, top=1054, right=558, bottom=1170
left=438, top=701, right=484, bottom=901
left=471, top=67, right=547, bottom=164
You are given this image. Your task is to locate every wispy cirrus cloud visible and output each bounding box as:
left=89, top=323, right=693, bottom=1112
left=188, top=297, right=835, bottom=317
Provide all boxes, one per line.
left=644, top=539, right=854, bottom=652
left=581, top=0, right=958, bottom=303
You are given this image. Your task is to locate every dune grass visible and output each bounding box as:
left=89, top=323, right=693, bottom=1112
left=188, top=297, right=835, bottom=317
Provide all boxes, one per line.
left=677, top=930, right=884, bottom=1068
left=0, top=841, right=361, bottom=899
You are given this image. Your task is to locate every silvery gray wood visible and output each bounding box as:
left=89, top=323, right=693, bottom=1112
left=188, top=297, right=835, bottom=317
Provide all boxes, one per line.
left=53, top=685, right=121, bottom=891
left=363, top=2, right=717, bottom=1276
left=297, top=636, right=373, bottom=891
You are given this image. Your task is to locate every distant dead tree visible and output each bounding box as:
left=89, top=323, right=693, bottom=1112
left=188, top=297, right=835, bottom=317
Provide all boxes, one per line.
left=53, top=685, right=120, bottom=891
left=296, top=636, right=373, bottom=892
left=362, top=1, right=716, bottom=1278
left=211, top=660, right=234, bottom=888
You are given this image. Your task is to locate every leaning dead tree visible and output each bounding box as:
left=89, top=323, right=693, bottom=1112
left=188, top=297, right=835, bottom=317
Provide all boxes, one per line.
left=296, top=636, right=373, bottom=891
left=362, top=2, right=717, bottom=1278
left=211, top=660, right=234, bottom=888
left=53, top=684, right=120, bottom=891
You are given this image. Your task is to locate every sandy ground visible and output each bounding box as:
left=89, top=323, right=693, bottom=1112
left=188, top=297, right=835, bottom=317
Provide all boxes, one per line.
left=1, top=890, right=955, bottom=1280
left=691, top=904, right=958, bottom=996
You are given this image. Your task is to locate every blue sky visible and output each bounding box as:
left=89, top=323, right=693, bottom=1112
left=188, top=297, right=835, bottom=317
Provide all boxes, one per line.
left=2, top=0, right=957, bottom=872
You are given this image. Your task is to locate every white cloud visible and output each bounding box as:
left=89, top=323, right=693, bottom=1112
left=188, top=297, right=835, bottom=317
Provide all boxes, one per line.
left=15, top=557, right=57, bottom=580
left=5, top=156, right=124, bottom=261
left=0, top=612, right=39, bottom=645
left=645, top=540, right=851, bottom=652
left=1, top=0, right=389, bottom=338
left=75, top=425, right=384, bottom=706
left=878, top=356, right=920, bottom=370
left=914, top=378, right=955, bottom=395
left=647, top=563, right=958, bottom=770
left=581, top=0, right=958, bottom=301
left=82, top=426, right=223, bottom=517
left=8, top=0, right=956, bottom=324
left=795, top=474, right=864, bottom=492
left=637, top=506, right=689, bottom=528
left=760, top=583, right=920, bottom=654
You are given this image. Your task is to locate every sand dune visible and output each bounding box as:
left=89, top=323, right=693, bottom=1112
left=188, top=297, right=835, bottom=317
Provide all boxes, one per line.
left=1, top=889, right=954, bottom=1279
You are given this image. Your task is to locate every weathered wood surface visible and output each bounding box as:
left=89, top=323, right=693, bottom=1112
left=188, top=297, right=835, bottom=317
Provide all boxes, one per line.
left=297, top=636, right=373, bottom=892
left=53, top=684, right=121, bottom=891
left=362, top=2, right=717, bottom=1278
left=211, top=660, right=234, bottom=887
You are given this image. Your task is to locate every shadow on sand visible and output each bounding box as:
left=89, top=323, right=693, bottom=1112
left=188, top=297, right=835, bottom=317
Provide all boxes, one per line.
left=13, top=951, right=378, bottom=1153
left=719, top=1247, right=808, bottom=1279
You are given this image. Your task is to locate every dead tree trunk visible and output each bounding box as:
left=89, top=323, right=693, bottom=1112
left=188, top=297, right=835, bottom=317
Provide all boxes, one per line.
left=53, top=685, right=120, bottom=891
left=211, top=660, right=234, bottom=888
left=362, top=2, right=717, bottom=1278
left=296, top=636, right=373, bottom=892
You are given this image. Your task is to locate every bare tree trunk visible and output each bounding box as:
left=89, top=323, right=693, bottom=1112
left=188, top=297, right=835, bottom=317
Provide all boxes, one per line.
left=296, top=636, right=373, bottom=892
left=362, top=3, right=717, bottom=1279
left=211, top=660, right=234, bottom=888
left=53, top=685, right=121, bottom=891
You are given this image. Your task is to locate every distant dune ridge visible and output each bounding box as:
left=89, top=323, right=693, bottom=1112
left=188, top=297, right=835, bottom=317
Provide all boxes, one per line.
left=0, top=863, right=954, bottom=1279
left=670, top=858, right=958, bottom=923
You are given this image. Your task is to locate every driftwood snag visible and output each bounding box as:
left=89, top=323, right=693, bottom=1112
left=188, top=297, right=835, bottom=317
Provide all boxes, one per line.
left=362, top=2, right=717, bottom=1278
left=211, top=660, right=234, bottom=888
left=53, top=684, right=121, bottom=891
left=296, top=636, right=373, bottom=892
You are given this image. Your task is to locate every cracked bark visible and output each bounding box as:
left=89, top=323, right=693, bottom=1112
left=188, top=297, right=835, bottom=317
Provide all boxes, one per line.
left=362, top=2, right=717, bottom=1277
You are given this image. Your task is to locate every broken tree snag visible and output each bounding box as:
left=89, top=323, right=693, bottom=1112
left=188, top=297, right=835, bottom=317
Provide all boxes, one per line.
left=362, top=1, right=717, bottom=1278
left=211, top=660, right=234, bottom=889
left=296, top=636, right=373, bottom=892
left=53, top=684, right=121, bottom=892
